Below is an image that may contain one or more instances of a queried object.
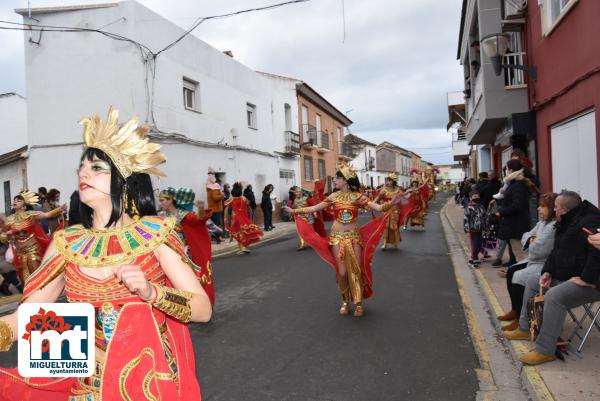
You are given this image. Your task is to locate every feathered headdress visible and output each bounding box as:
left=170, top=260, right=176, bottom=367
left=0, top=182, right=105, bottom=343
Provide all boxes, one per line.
left=19, top=190, right=39, bottom=206
left=336, top=162, right=357, bottom=180
left=388, top=172, right=399, bottom=181
left=80, top=107, right=166, bottom=178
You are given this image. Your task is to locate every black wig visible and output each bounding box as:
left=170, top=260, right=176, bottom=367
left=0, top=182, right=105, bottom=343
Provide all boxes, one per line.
left=79, top=148, right=157, bottom=228
left=335, top=171, right=361, bottom=192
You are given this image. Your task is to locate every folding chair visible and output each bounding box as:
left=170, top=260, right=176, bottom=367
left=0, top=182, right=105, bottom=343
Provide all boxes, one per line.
left=567, top=302, right=600, bottom=357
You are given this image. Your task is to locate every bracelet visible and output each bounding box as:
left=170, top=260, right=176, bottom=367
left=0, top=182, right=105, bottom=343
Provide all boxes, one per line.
left=381, top=202, right=394, bottom=212
left=48, top=207, right=63, bottom=218
left=294, top=207, right=308, bottom=215
left=151, top=284, right=193, bottom=323
left=0, top=320, right=14, bottom=352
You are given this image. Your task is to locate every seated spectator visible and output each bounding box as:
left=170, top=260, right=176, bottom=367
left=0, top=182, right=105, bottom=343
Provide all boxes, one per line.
left=497, top=192, right=557, bottom=331
left=504, top=191, right=600, bottom=365
left=464, top=191, right=486, bottom=267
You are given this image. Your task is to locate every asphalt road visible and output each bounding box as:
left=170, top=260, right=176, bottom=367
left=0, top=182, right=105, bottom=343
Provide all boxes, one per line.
left=192, top=195, right=479, bottom=401
left=0, top=195, right=480, bottom=401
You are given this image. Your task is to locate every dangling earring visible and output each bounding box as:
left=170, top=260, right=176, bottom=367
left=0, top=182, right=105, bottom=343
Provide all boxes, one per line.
left=123, top=191, right=140, bottom=220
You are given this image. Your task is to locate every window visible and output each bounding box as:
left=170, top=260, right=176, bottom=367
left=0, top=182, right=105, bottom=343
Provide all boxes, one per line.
left=337, top=127, right=342, bottom=143
left=247, top=103, right=257, bottom=129
left=304, top=157, right=313, bottom=180
left=301, top=106, right=309, bottom=131
left=318, top=159, right=326, bottom=179
left=315, top=114, right=322, bottom=146
left=3, top=180, right=11, bottom=215
left=541, top=0, right=578, bottom=35
left=183, top=78, right=199, bottom=111
left=284, top=103, right=292, bottom=132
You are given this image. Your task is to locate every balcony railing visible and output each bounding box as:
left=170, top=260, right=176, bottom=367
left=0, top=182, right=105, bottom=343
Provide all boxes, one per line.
left=283, top=131, right=300, bottom=154
left=301, top=124, right=318, bottom=148
left=504, top=52, right=527, bottom=88
left=503, top=0, right=526, bottom=19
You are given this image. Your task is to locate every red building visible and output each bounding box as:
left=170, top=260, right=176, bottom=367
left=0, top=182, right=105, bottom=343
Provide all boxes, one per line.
left=525, top=0, right=600, bottom=205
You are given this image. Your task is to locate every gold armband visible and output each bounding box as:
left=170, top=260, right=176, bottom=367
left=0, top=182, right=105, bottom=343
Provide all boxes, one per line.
left=381, top=202, right=394, bottom=212
left=0, top=320, right=14, bottom=352
left=48, top=207, right=63, bottom=219
left=150, top=284, right=193, bottom=323
left=294, top=207, right=309, bottom=215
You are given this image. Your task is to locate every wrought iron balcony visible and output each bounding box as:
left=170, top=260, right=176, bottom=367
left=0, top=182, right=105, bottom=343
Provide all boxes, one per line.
left=301, top=124, right=318, bottom=149
left=283, top=131, right=300, bottom=155
left=337, top=141, right=355, bottom=160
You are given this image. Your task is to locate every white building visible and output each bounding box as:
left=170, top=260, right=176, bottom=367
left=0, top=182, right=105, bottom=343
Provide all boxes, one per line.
left=344, top=134, right=386, bottom=188
left=0, top=93, right=28, bottom=215
left=13, top=1, right=300, bottom=206
left=436, top=164, right=465, bottom=184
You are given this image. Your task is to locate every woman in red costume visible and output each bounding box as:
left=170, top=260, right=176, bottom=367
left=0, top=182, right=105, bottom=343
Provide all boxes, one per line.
left=310, top=179, right=330, bottom=234
left=224, top=182, right=263, bottom=254
left=159, top=187, right=215, bottom=306
left=1, top=191, right=67, bottom=282
left=0, top=107, right=212, bottom=401
left=404, top=176, right=428, bottom=229
left=284, top=163, right=404, bottom=317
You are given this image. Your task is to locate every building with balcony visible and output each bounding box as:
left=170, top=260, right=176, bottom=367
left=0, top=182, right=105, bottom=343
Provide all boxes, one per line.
left=296, top=82, right=353, bottom=192
left=345, top=134, right=388, bottom=188
left=447, top=91, right=472, bottom=177
left=13, top=1, right=302, bottom=206
left=524, top=0, right=599, bottom=205
left=457, top=0, right=533, bottom=176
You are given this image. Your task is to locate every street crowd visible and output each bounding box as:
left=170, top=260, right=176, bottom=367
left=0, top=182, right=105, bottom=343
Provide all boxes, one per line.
left=460, top=149, right=600, bottom=366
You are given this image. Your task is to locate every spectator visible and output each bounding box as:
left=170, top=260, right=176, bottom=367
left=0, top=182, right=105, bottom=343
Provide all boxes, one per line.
left=206, top=168, right=224, bottom=230
left=497, top=192, right=557, bottom=331
left=33, top=187, right=48, bottom=233
left=504, top=190, right=600, bottom=365
left=44, top=188, right=63, bottom=234
left=261, top=184, right=274, bottom=231
left=0, top=241, right=22, bottom=295
left=495, top=159, right=537, bottom=266
left=464, top=191, right=486, bottom=267
left=475, top=172, right=489, bottom=196
left=243, top=184, right=257, bottom=222
left=68, top=190, right=81, bottom=226
left=481, top=171, right=501, bottom=208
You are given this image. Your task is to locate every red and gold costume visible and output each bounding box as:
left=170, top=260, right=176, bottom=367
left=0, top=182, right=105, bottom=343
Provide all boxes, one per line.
left=406, top=173, right=430, bottom=227
left=160, top=203, right=215, bottom=306
left=224, top=196, right=263, bottom=249
left=309, top=181, right=328, bottom=237
left=0, top=108, right=206, bottom=400
left=0, top=216, right=203, bottom=400
left=377, top=186, right=403, bottom=246
left=295, top=190, right=390, bottom=306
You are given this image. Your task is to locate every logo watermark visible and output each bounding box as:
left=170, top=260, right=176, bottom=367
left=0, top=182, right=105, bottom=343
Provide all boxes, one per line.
left=17, top=303, right=95, bottom=377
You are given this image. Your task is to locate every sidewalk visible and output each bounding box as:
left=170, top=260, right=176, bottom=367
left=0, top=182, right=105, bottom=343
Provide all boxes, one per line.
left=0, top=221, right=298, bottom=313
left=444, top=200, right=600, bottom=401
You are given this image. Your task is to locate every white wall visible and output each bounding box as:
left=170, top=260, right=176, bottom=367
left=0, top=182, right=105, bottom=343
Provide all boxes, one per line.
left=20, top=1, right=298, bottom=201
left=0, top=94, right=27, bottom=155
left=0, top=161, right=26, bottom=216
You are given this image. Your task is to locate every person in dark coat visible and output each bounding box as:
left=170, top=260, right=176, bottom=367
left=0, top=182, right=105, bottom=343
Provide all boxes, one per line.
left=261, top=184, right=274, bottom=231
left=68, top=190, right=81, bottom=225
left=495, top=159, right=535, bottom=266
left=243, top=185, right=257, bottom=222
left=505, top=190, right=600, bottom=365
left=481, top=170, right=501, bottom=208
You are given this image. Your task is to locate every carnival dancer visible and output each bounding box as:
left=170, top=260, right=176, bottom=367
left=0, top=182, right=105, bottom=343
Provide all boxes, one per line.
left=374, top=173, right=411, bottom=250
left=0, top=107, right=212, bottom=400
left=224, top=182, right=263, bottom=254
left=291, top=186, right=313, bottom=250
left=159, top=187, right=215, bottom=306
left=404, top=177, right=427, bottom=229
left=284, top=163, right=404, bottom=317
left=0, top=191, right=67, bottom=282
left=309, top=179, right=328, bottom=238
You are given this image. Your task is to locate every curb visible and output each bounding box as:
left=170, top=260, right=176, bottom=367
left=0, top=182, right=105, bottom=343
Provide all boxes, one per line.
left=441, top=201, right=555, bottom=401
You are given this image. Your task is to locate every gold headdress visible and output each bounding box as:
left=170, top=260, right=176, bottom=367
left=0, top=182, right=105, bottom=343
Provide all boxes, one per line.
left=336, top=162, right=357, bottom=180
left=388, top=172, right=398, bottom=181
left=19, top=190, right=39, bottom=206
left=80, top=107, right=166, bottom=178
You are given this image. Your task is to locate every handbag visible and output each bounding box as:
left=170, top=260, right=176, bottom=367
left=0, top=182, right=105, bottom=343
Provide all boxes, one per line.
left=527, top=285, right=545, bottom=342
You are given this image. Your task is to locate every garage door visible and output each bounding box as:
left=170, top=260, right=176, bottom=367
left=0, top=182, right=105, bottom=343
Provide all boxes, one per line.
left=551, top=110, right=598, bottom=206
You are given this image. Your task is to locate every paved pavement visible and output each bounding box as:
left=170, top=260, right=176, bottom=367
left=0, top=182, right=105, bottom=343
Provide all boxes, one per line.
left=445, top=200, right=600, bottom=401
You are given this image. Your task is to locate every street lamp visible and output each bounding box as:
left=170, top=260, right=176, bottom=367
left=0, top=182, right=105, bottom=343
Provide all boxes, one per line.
left=480, top=33, right=537, bottom=80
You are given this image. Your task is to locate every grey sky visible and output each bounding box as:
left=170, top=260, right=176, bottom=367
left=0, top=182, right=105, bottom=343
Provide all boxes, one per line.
left=0, top=0, right=464, bottom=164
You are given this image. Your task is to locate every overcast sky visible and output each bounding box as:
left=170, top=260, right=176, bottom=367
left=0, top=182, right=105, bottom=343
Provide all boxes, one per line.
left=0, top=0, right=464, bottom=164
